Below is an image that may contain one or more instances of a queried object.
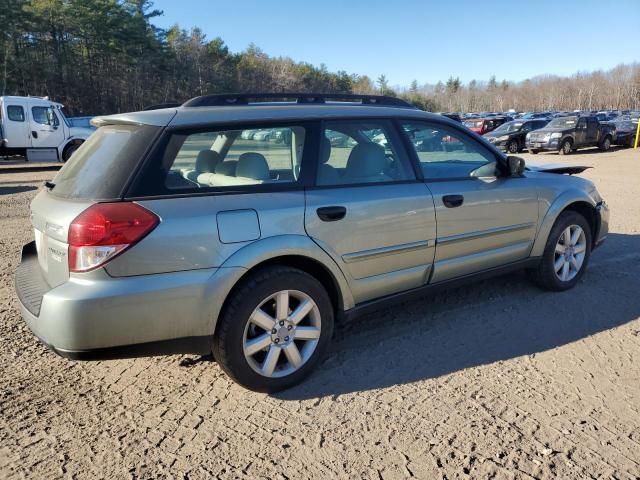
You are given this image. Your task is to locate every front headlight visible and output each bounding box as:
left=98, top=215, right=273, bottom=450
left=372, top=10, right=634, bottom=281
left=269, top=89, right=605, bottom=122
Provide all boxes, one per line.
left=496, top=135, right=509, bottom=142
left=550, top=132, right=562, bottom=139
left=525, top=133, right=531, bottom=140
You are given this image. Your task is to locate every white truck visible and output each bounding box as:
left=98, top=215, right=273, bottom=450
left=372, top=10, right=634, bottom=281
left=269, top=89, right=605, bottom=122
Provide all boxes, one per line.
left=0, top=96, right=94, bottom=162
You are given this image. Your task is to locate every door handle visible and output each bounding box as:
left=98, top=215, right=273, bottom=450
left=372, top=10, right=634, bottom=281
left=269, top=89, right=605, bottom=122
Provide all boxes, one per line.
left=317, top=206, right=347, bottom=222
left=443, top=194, right=464, bottom=208
left=32, top=131, right=38, bottom=139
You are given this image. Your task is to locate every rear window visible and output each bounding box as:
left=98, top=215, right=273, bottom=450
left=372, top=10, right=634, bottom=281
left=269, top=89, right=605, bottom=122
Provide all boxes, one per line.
left=50, top=124, right=159, bottom=200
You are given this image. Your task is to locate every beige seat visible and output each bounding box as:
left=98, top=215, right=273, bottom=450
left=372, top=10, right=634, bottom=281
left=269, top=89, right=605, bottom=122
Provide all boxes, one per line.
left=344, top=142, right=391, bottom=183
left=185, top=150, right=221, bottom=182
left=317, top=137, right=340, bottom=185
left=236, top=152, right=271, bottom=181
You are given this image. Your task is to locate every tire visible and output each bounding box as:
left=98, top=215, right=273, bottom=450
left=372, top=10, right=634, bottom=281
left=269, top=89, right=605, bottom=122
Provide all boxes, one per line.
left=528, top=211, right=592, bottom=292
left=558, top=139, right=572, bottom=155
left=507, top=139, right=520, bottom=154
left=213, top=266, right=334, bottom=393
left=528, top=149, right=539, bottom=155
left=599, top=135, right=611, bottom=151
left=62, top=142, right=82, bottom=162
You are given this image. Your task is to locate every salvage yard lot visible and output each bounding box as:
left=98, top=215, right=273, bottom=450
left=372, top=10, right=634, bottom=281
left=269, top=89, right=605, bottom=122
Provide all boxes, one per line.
left=1, top=148, right=639, bottom=479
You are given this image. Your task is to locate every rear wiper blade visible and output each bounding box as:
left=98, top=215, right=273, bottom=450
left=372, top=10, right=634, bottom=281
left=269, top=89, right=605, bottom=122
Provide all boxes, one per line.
left=44, top=181, right=55, bottom=190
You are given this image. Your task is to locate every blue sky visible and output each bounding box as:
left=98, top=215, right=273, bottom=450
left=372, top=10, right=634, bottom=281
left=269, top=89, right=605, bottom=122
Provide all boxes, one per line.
left=151, top=0, right=639, bottom=86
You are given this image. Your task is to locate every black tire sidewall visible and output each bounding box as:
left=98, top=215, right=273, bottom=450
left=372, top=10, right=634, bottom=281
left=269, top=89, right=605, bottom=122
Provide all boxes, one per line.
left=538, top=211, right=592, bottom=291
left=559, top=140, right=572, bottom=155
left=213, top=267, right=334, bottom=393
left=508, top=140, right=519, bottom=154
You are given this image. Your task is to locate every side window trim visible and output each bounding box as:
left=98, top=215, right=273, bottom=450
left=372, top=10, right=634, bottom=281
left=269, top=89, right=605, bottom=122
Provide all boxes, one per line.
left=397, top=118, right=505, bottom=181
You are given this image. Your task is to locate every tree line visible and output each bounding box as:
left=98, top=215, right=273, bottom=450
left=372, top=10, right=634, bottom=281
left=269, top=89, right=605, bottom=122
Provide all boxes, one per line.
left=2, top=0, right=638, bottom=116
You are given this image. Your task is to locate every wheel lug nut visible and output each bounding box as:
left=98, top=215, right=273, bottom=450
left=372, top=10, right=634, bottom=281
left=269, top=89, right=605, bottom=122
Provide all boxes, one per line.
left=279, top=320, right=285, bottom=326
left=271, top=328, right=277, bottom=334
left=285, top=336, right=290, bottom=341
left=274, top=338, right=280, bottom=343
left=287, top=325, right=292, bottom=330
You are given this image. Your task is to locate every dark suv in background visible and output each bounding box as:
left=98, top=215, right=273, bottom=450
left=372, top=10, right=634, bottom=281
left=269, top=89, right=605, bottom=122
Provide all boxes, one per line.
left=526, top=115, right=615, bottom=154
left=484, top=119, right=549, bottom=153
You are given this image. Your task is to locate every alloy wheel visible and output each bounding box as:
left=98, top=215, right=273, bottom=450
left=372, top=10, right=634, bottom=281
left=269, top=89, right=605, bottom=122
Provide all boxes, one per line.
left=553, top=225, right=587, bottom=282
left=243, top=290, right=321, bottom=378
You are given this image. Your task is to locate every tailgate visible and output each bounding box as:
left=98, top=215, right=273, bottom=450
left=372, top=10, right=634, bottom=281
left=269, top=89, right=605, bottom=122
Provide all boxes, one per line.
left=30, top=189, right=95, bottom=288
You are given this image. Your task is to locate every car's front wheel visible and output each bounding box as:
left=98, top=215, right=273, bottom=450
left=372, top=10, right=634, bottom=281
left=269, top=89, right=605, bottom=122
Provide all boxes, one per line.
left=529, top=211, right=592, bottom=291
left=213, top=266, right=334, bottom=392
left=507, top=139, right=520, bottom=154
left=559, top=139, right=573, bottom=155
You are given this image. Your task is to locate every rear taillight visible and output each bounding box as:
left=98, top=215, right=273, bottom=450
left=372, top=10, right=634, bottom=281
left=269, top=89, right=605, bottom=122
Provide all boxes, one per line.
left=68, top=202, right=159, bottom=272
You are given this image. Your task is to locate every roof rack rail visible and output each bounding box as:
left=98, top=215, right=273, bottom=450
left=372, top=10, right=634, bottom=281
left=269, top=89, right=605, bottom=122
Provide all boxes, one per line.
left=143, top=102, right=182, bottom=111
left=182, top=93, right=415, bottom=109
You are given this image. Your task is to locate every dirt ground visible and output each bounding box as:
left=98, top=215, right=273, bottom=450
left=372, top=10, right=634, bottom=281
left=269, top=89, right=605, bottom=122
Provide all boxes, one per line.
left=1, top=147, right=639, bottom=479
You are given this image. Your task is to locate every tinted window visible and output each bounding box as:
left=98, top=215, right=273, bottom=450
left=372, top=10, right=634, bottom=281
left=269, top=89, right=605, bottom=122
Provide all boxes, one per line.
left=401, top=122, right=498, bottom=179
left=317, top=120, right=415, bottom=186
left=164, top=126, right=306, bottom=189
left=51, top=124, right=159, bottom=200
left=7, top=106, right=25, bottom=122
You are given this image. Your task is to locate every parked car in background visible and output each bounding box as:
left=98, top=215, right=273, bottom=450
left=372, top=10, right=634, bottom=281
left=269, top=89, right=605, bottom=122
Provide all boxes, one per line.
left=484, top=119, right=549, bottom=153
left=463, top=116, right=512, bottom=135
left=0, top=96, right=93, bottom=161
left=252, top=129, right=273, bottom=141
left=526, top=115, right=615, bottom=155
left=609, top=119, right=637, bottom=147
left=14, top=93, right=608, bottom=392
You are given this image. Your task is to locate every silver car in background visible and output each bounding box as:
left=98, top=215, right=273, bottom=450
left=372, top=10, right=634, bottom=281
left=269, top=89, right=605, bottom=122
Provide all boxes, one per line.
left=15, top=94, right=609, bottom=392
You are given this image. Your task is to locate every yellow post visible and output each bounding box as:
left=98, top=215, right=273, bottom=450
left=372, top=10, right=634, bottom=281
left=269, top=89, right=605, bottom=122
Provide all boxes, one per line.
left=635, top=120, right=640, bottom=149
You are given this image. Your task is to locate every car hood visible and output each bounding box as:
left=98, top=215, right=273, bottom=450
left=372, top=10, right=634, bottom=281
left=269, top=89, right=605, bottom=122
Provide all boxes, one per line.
left=484, top=130, right=517, bottom=138
left=526, top=162, right=591, bottom=175
left=531, top=127, right=571, bottom=134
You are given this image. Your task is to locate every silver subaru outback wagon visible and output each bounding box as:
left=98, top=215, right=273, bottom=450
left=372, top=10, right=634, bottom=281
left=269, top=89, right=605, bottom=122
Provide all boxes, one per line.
left=15, top=94, right=609, bottom=392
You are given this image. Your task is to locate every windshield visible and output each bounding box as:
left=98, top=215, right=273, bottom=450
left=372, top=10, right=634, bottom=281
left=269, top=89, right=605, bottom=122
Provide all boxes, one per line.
left=614, top=121, right=634, bottom=130
left=547, top=117, right=577, bottom=128
left=492, top=121, right=523, bottom=134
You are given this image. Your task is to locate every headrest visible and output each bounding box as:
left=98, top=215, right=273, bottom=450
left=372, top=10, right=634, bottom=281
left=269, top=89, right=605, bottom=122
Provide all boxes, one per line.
left=321, top=137, right=332, bottom=164
left=215, top=160, right=237, bottom=176
left=236, top=152, right=270, bottom=180
left=346, top=142, right=387, bottom=178
left=195, top=150, right=221, bottom=173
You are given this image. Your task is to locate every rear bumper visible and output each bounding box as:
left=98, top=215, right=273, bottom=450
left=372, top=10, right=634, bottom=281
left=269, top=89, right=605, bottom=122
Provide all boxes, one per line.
left=15, top=242, right=246, bottom=359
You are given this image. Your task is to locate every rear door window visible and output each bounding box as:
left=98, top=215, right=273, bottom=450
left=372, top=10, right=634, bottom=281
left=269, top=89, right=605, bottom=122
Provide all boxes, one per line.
left=7, top=106, right=25, bottom=122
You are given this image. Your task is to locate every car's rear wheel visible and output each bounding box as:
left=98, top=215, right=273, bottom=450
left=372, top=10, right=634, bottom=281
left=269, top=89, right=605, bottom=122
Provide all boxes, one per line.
left=507, top=139, right=520, bottom=154
left=599, top=135, right=611, bottom=151
left=213, top=266, right=334, bottom=392
left=528, top=211, right=591, bottom=291
left=559, top=139, right=572, bottom=155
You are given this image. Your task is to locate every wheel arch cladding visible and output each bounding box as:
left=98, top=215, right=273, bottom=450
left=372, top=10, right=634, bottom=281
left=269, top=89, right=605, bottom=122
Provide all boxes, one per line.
left=213, top=235, right=355, bottom=334
left=531, top=193, right=599, bottom=257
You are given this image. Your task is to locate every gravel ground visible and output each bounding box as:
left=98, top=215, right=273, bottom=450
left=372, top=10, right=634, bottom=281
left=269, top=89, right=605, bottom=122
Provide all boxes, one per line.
left=1, top=148, right=639, bottom=479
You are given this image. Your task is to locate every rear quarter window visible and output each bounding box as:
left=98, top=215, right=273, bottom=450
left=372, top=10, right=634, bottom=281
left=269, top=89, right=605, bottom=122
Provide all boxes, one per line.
left=51, top=124, right=159, bottom=200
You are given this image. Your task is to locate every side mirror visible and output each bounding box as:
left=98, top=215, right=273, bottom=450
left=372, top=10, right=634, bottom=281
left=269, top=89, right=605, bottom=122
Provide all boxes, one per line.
left=507, top=155, right=526, bottom=177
